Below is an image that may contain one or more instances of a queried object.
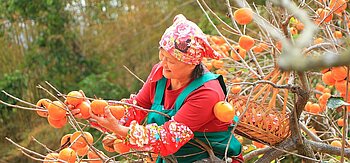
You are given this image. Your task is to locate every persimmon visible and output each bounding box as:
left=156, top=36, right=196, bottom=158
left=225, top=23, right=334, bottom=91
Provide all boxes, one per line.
left=233, top=8, right=253, bottom=25
left=304, top=101, right=312, bottom=112
left=329, top=0, right=347, bottom=14
left=103, top=142, right=115, bottom=152
left=230, top=45, right=246, bottom=61
left=70, top=131, right=94, bottom=149
left=259, top=43, right=269, bottom=51
left=109, top=105, right=125, bottom=120
left=113, top=139, right=131, bottom=154
left=66, top=91, right=84, bottom=106
left=76, top=101, right=91, bottom=119
left=319, top=93, right=331, bottom=105
left=322, top=71, right=336, bottom=86
left=252, top=46, right=263, bottom=53
left=314, top=37, right=324, bottom=44
left=211, top=59, right=224, bottom=69
left=47, top=115, right=67, bottom=128
left=333, top=31, right=343, bottom=39
left=87, top=151, right=103, bottom=163
left=330, top=140, right=342, bottom=147
left=316, top=8, right=333, bottom=23
left=296, top=22, right=304, bottom=30
left=290, top=27, right=298, bottom=35
left=230, top=85, right=242, bottom=94
left=252, top=43, right=269, bottom=53
left=309, top=128, right=317, bottom=134
left=47, top=101, right=67, bottom=120
left=215, top=69, right=228, bottom=76
left=36, top=98, right=52, bottom=117
left=215, top=37, right=226, bottom=45
left=75, top=145, right=89, bottom=156
left=236, top=135, right=244, bottom=144
left=335, top=80, right=348, bottom=93
left=331, top=66, right=347, bottom=81
left=315, top=83, right=325, bottom=92
left=310, top=103, right=321, bottom=114
left=58, top=148, right=76, bottom=163
left=213, top=101, right=235, bottom=122
left=252, top=141, right=265, bottom=148
left=239, top=35, right=255, bottom=50
left=231, top=78, right=242, bottom=83
left=60, top=134, right=72, bottom=146
left=321, top=68, right=330, bottom=74
left=203, top=62, right=213, bottom=70
left=91, top=99, right=108, bottom=115
left=337, top=118, right=344, bottom=127
left=323, top=88, right=331, bottom=94
left=276, top=41, right=282, bottom=51
left=43, top=152, right=59, bottom=162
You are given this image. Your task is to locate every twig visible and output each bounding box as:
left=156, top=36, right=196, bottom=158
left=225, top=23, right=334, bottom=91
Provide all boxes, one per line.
left=44, top=81, right=66, bottom=100
left=0, top=99, right=46, bottom=112
left=123, top=65, right=145, bottom=84
left=197, top=0, right=261, bottom=79
left=31, top=136, right=54, bottom=153
left=341, top=65, right=350, bottom=162
left=107, top=100, right=170, bottom=118
left=1, top=90, right=39, bottom=108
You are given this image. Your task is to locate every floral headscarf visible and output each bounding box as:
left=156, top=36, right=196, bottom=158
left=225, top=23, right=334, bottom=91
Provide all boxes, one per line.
left=159, top=14, right=222, bottom=65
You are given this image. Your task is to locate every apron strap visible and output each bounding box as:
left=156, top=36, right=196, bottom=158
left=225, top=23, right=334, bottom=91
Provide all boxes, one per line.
left=173, top=72, right=226, bottom=111
left=153, top=77, right=167, bottom=105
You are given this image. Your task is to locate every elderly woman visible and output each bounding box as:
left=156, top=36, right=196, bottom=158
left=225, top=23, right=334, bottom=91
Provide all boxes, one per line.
left=88, top=14, right=243, bottom=162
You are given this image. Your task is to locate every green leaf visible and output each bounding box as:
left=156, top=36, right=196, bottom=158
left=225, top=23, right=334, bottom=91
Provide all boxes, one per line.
left=292, top=34, right=299, bottom=39
left=327, top=97, right=350, bottom=109
left=228, top=67, right=235, bottom=72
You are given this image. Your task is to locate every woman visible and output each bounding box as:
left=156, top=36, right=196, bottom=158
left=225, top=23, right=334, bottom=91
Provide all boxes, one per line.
left=76, top=14, right=242, bottom=162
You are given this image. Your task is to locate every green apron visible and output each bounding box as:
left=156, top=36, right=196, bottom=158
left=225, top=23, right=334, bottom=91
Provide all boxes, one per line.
left=146, top=72, right=242, bottom=162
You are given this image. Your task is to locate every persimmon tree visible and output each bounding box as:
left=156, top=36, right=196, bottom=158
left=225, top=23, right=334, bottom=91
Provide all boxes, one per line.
left=1, top=0, right=350, bottom=163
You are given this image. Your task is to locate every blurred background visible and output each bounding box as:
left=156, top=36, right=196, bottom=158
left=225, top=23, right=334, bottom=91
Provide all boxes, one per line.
left=0, top=0, right=258, bottom=162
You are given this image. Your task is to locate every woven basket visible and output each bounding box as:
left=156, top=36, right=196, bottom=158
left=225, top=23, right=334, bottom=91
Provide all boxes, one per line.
left=229, top=70, right=291, bottom=145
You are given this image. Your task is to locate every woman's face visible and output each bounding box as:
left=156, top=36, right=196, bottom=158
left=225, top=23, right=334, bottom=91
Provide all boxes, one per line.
left=159, top=49, right=195, bottom=80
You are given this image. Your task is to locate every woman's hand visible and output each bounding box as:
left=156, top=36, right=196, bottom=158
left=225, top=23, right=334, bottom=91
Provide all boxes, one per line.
left=65, top=90, right=89, bottom=118
left=89, top=105, right=128, bottom=138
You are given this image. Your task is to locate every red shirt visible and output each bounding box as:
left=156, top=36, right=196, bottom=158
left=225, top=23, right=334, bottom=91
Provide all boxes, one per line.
left=134, top=64, right=230, bottom=132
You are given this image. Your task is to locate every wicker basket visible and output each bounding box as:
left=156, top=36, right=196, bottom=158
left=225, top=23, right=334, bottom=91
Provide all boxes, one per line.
left=229, top=70, right=291, bottom=145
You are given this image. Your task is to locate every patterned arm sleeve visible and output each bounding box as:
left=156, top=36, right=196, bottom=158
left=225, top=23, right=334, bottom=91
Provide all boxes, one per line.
left=118, top=95, right=148, bottom=127
left=125, top=118, right=194, bottom=156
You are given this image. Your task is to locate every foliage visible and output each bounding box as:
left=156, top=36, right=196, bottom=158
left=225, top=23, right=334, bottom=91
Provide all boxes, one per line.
left=0, top=70, right=27, bottom=123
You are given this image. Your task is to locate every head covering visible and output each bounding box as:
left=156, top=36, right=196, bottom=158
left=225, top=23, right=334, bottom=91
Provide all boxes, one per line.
left=159, top=14, right=222, bottom=65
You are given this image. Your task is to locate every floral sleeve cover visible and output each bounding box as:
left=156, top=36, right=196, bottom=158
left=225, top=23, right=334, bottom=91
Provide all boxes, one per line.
left=118, top=96, right=148, bottom=127
left=125, top=118, right=194, bottom=156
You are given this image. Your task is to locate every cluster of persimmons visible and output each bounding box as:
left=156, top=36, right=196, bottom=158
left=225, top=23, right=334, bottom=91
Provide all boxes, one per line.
left=36, top=91, right=131, bottom=162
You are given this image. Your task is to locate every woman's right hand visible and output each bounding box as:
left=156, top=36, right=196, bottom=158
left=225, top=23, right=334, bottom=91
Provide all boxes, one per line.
left=89, top=105, right=128, bottom=138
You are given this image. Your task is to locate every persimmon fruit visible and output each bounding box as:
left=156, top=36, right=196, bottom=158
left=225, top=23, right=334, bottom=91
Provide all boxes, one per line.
left=109, top=105, right=125, bottom=120
left=47, top=115, right=67, bottom=128
left=76, top=101, right=91, bottom=119
left=239, top=35, right=255, bottom=50
left=113, top=139, right=131, bottom=154
left=213, top=101, right=235, bottom=122
left=58, top=147, right=76, bottom=163
left=66, top=91, right=84, bottom=106
left=233, top=8, right=253, bottom=25
left=91, top=100, right=108, bottom=115
left=70, top=131, right=94, bottom=149
left=47, top=101, right=66, bottom=120
left=36, top=98, right=51, bottom=117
